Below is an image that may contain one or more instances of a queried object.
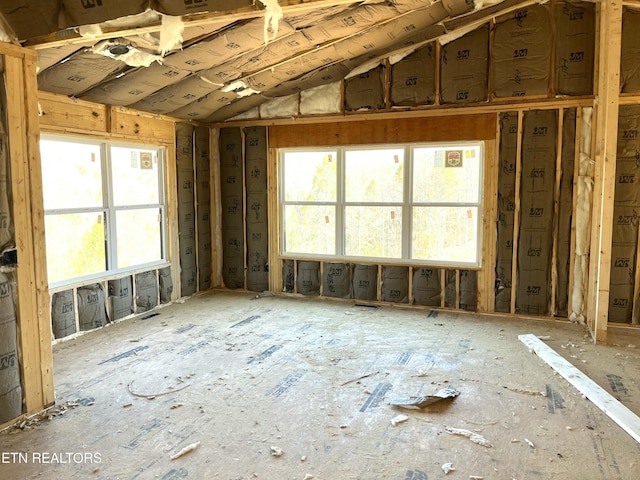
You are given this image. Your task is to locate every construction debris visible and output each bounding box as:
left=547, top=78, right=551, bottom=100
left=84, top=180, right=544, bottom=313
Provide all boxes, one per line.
left=391, top=386, right=460, bottom=409
left=127, top=379, right=191, bottom=399
left=341, top=370, right=380, bottom=386
left=441, top=463, right=455, bottom=474
left=445, top=426, right=493, bottom=447
left=525, top=438, right=535, bottom=448
left=170, top=442, right=200, bottom=461
left=270, top=446, right=284, bottom=457
left=390, top=414, right=409, bottom=426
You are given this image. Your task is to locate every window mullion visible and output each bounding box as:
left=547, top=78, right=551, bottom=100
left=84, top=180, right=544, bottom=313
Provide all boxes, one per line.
left=336, top=147, right=345, bottom=257
left=102, top=143, right=116, bottom=271
left=404, top=145, right=412, bottom=260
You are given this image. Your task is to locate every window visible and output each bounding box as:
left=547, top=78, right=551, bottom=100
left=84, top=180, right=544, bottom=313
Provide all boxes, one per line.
left=280, top=142, right=483, bottom=267
left=41, top=136, right=166, bottom=286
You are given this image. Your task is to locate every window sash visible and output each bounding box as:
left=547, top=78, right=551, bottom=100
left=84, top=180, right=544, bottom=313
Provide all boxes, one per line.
left=41, top=135, right=167, bottom=287
left=280, top=142, right=483, bottom=267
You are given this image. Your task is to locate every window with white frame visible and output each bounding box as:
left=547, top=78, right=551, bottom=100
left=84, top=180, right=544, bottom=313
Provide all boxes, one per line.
left=280, top=142, right=483, bottom=267
left=40, top=136, right=166, bottom=286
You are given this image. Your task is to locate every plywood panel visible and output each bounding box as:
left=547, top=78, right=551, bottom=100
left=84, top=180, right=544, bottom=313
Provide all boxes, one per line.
left=269, top=114, right=495, bottom=147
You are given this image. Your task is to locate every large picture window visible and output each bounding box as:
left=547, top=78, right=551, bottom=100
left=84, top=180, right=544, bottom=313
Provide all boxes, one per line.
left=280, top=142, right=483, bottom=267
left=41, top=136, right=166, bottom=286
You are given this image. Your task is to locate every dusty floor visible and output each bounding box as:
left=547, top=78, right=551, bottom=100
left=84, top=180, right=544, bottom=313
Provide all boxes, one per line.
left=1, top=291, right=639, bottom=480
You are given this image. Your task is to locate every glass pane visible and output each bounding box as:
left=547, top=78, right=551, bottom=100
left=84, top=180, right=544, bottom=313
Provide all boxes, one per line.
left=412, top=206, right=478, bottom=263
left=345, top=206, right=402, bottom=258
left=413, top=146, right=481, bottom=203
left=45, top=212, right=106, bottom=283
left=40, top=139, right=103, bottom=209
left=284, top=205, right=335, bottom=254
left=116, top=208, right=162, bottom=268
left=111, top=146, right=160, bottom=206
left=345, top=148, right=404, bottom=202
left=283, top=151, right=337, bottom=202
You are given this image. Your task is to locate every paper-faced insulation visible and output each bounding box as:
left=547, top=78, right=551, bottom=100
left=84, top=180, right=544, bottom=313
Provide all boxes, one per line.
left=245, top=127, right=269, bottom=292
left=516, top=110, right=557, bottom=315
left=219, top=127, right=245, bottom=289
left=0, top=272, right=22, bottom=424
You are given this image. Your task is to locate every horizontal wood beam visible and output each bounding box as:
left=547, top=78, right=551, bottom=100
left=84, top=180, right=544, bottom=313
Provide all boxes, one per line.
left=210, top=95, right=595, bottom=128
left=268, top=114, right=496, bottom=147
left=23, top=0, right=368, bottom=49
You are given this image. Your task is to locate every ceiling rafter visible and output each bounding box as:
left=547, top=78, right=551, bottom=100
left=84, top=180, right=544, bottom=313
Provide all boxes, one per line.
left=22, top=0, right=370, bottom=49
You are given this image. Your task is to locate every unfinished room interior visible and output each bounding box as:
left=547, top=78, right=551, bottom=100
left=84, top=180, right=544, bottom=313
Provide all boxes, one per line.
left=1, top=0, right=640, bottom=478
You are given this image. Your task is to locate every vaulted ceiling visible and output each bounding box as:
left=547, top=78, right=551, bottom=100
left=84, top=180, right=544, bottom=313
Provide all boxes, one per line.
left=0, top=0, right=539, bottom=123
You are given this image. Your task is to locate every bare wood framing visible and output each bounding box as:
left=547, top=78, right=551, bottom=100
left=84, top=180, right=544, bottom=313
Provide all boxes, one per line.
left=408, top=266, right=414, bottom=305
left=267, top=146, right=282, bottom=292
left=194, top=126, right=204, bottom=294
left=488, top=18, right=496, bottom=102
left=455, top=269, right=460, bottom=309
left=551, top=107, right=564, bottom=316
left=587, top=0, right=623, bottom=342
left=0, top=41, right=28, bottom=58
left=435, top=41, right=442, bottom=106
left=5, top=54, right=55, bottom=414
left=549, top=0, right=557, bottom=98
left=241, top=128, right=248, bottom=290
left=24, top=0, right=368, bottom=48
left=567, top=108, right=583, bottom=317
left=269, top=115, right=495, bottom=148
left=212, top=129, right=224, bottom=288
left=440, top=269, right=446, bottom=307
left=477, top=136, right=498, bottom=313
left=214, top=96, right=594, bottom=129
left=38, top=92, right=177, bottom=144
left=510, top=111, right=524, bottom=314
left=634, top=223, right=640, bottom=324
left=164, top=140, right=181, bottom=299
left=384, top=58, right=392, bottom=110
left=22, top=53, right=54, bottom=408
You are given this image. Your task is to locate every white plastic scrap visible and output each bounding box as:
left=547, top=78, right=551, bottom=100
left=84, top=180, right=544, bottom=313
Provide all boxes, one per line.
left=390, top=414, right=410, bottom=426
left=270, top=445, right=284, bottom=457
left=441, top=463, right=456, bottom=474
left=445, top=426, right=493, bottom=447
left=170, top=441, right=200, bottom=460
left=524, top=438, right=535, bottom=448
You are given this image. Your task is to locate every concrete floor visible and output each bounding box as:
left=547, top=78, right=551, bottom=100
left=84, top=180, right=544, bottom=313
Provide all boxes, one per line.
left=1, top=291, right=639, bottom=480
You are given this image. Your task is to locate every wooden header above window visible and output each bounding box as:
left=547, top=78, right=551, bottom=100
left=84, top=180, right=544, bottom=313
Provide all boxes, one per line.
left=269, top=114, right=496, bottom=148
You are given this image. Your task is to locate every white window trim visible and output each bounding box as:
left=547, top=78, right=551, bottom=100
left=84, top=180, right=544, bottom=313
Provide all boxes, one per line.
left=279, top=142, right=484, bottom=269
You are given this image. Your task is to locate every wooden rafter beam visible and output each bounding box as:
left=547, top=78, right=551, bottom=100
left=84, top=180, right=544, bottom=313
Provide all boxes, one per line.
left=23, top=0, right=367, bottom=49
